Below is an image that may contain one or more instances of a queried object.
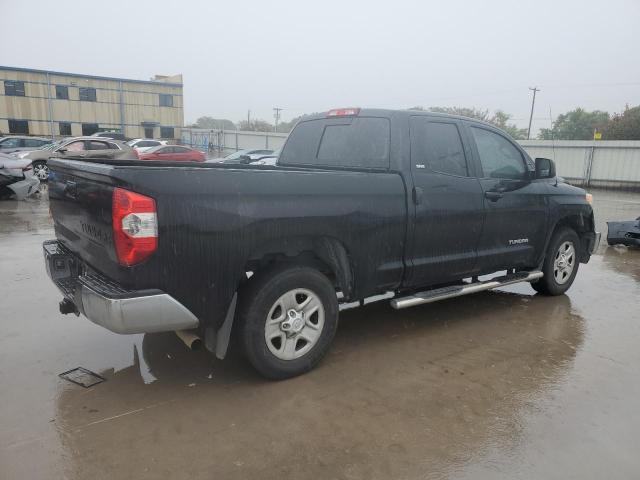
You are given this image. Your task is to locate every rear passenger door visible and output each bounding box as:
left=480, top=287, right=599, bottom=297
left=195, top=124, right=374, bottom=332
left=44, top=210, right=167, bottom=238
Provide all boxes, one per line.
left=405, top=117, right=484, bottom=288
left=466, top=124, right=548, bottom=271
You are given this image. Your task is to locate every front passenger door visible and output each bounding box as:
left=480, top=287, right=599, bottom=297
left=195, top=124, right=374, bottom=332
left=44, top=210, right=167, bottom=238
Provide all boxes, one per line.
left=468, top=125, right=548, bottom=272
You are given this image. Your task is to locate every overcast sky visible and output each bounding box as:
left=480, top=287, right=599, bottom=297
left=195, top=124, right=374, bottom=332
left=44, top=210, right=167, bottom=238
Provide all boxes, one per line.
left=2, top=0, right=639, bottom=133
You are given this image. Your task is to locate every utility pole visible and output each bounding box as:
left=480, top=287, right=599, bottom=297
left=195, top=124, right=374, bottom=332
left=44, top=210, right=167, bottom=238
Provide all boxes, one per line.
left=273, top=107, right=283, bottom=132
left=527, top=87, right=540, bottom=140
left=247, top=110, right=251, bottom=130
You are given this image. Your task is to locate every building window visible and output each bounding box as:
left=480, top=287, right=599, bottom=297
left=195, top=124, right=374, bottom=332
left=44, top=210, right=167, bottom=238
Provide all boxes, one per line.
left=144, top=127, right=154, bottom=139
left=56, top=85, right=69, bottom=100
left=59, top=122, right=72, bottom=136
left=160, top=127, right=174, bottom=139
left=81, top=123, right=99, bottom=136
left=79, top=87, right=97, bottom=102
left=159, top=94, right=173, bottom=107
left=8, top=119, right=29, bottom=134
left=4, top=81, right=26, bottom=96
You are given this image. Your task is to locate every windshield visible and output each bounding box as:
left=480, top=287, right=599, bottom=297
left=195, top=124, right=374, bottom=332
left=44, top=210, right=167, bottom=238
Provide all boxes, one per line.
left=42, top=140, right=64, bottom=151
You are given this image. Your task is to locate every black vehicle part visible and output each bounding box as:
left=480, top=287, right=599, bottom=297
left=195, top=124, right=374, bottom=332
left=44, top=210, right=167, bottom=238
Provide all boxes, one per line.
left=607, top=218, right=640, bottom=247
left=238, top=264, right=339, bottom=380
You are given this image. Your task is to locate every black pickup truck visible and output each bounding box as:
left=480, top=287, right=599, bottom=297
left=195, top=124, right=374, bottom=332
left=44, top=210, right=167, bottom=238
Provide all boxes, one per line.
left=43, top=108, right=600, bottom=379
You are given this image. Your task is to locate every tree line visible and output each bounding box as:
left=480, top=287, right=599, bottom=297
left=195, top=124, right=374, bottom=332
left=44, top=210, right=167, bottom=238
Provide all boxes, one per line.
left=189, top=104, right=640, bottom=140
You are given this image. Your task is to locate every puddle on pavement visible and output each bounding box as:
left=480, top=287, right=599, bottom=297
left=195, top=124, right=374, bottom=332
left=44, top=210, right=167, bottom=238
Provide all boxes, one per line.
left=2, top=188, right=640, bottom=479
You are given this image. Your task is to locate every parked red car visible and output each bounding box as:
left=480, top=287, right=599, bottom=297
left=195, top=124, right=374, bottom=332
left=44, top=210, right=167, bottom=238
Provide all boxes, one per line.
left=138, top=145, right=206, bottom=162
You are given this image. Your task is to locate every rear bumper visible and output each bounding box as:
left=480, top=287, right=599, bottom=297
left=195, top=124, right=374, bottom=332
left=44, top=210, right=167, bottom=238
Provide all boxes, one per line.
left=43, top=240, right=199, bottom=334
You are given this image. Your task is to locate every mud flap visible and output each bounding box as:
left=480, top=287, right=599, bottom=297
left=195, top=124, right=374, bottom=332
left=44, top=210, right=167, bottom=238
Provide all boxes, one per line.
left=205, top=292, right=237, bottom=359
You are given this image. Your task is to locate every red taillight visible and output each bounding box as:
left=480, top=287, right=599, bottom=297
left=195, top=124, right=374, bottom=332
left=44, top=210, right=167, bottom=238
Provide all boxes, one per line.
left=327, top=108, right=360, bottom=117
left=112, top=188, right=158, bottom=266
left=132, top=149, right=140, bottom=159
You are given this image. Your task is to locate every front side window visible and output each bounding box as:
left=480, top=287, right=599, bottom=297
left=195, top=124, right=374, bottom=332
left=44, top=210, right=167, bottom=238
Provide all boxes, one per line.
left=64, top=141, right=85, bottom=152
left=5, top=81, right=25, bottom=96
left=8, top=120, right=29, bottom=134
left=411, top=119, right=469, bottom=177
left=281, top=117, right=390, bottom=169
left=470, top=127, right=526, bottom=179
left=159, top=94, right=173, bottom=107
left=56, top=85, right=69, bottom=100
left=79, top=87, right=97, bottom=102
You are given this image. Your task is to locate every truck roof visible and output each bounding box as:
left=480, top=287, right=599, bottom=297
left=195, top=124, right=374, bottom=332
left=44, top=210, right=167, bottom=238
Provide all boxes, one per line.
left=303, top=108, right=496, bottom=129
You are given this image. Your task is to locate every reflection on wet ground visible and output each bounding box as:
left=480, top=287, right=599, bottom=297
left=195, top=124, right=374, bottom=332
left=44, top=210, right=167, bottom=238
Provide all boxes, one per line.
left=1, top=190, right=640, bottom=479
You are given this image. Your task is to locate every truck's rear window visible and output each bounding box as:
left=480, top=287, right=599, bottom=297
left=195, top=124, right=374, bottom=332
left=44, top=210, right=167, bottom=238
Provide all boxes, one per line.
left=280, top=117, right=390, bottom=169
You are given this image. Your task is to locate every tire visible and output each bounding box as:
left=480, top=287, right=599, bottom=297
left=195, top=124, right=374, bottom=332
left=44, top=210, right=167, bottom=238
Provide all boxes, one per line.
left=238, top=264, right=339, bottom=380
left=33, top=161, right=49, bottom=181
left=532, top=227, right=580, bottom=295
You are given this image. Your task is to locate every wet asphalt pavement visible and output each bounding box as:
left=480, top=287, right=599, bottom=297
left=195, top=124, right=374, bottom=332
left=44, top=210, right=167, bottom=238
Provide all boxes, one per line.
left=1, top=187, right=639, bottom=479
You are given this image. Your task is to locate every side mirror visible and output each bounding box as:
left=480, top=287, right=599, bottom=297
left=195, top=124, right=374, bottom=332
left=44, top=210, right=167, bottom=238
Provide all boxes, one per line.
left=239, top=154, right=252, bottom=164
left=57, top=148, right=68, bottom=154
left=535, top=157, right=556, bottom=179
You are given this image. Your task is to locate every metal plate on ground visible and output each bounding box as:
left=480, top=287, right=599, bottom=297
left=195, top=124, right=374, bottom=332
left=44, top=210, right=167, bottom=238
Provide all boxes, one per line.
left=59, top=367, right=106, bottom=388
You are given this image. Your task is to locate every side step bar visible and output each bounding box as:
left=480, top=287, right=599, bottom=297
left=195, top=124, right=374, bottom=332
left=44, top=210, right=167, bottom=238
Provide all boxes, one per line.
left=390, top=270, right=543, bottom=310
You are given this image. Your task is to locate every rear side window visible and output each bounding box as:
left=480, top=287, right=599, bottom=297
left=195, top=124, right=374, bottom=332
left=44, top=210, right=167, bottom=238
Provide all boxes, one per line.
left=281, top=117, right=390, bottom=169
left=410, top=119, right=469, bottom=177
left=24, top=138, right=46, bottom=148
left=87, top=141, right=109, bottom=150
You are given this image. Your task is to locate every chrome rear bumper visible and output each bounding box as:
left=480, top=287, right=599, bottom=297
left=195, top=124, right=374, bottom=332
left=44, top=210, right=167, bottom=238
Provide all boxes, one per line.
left=44, top=240, right=199, bottom=334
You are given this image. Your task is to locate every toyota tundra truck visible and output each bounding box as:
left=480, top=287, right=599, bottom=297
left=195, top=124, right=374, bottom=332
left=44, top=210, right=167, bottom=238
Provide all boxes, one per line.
left=43, top=108, right=600, bottom=379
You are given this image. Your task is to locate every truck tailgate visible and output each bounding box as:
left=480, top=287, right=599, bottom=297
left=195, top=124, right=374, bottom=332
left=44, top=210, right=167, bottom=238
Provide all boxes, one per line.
left=48, top=159, right=122, bottom=281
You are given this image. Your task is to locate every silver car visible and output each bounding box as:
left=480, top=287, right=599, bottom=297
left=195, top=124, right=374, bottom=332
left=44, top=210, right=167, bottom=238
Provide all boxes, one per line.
left=17, top=137, right=137, bottom=180
left=0, top=136, right=53, bottom=154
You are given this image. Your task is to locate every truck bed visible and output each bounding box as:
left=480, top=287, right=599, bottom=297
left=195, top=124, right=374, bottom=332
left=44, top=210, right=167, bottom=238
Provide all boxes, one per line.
left=47, top=158, right=407, bottom=329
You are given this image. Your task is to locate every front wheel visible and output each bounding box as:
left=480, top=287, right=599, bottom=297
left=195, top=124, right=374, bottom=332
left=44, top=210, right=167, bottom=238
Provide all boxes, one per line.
left=532, top=227, right=580, bottom=295
left=33, top=161, right=49, bottom=181
left=238, top=265, right=339, bottom=380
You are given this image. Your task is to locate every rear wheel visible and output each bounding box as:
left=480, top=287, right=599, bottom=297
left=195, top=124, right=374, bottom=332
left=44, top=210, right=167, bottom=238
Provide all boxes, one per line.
left=532, top=227, right=580, bottom=295
left=33, top=161, right=49, bottom=181
left=238, top=265, right=339, bottom=380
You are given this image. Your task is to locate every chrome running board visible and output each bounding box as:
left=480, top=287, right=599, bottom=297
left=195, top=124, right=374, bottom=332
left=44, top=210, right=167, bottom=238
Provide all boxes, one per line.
left=390, top=270, right=543, bottom=310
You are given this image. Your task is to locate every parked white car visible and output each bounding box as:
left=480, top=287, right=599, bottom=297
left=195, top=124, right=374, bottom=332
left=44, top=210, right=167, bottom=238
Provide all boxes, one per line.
left=0, top=153, right=40, bottom=200
left=126, top=139, right=168, bottom=153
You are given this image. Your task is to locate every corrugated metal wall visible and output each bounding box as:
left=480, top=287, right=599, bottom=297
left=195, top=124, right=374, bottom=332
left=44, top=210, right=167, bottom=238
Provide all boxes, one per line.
left=182, top=131, right=640, bottom=190
left=181, top=128, right=287, bottom=157
left=519, top=140, right=640, bottom=190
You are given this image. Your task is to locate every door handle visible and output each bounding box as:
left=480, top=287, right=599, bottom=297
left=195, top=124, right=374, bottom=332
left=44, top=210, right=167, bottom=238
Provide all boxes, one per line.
left=412, top=187, right=424, bottom=205
left=485, top=191, right=503, bottom=202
